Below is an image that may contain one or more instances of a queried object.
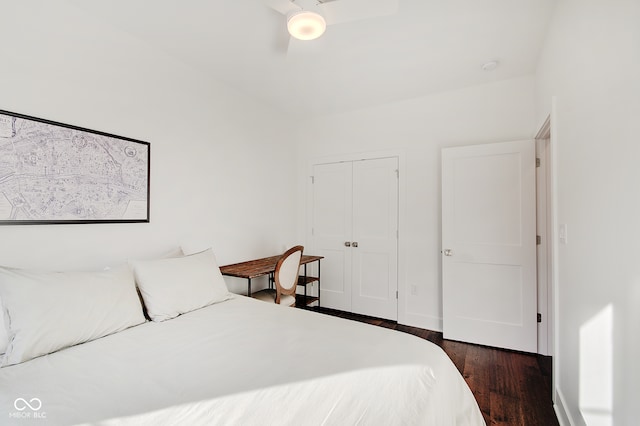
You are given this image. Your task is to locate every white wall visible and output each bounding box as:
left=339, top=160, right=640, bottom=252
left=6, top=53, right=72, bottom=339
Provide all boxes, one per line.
left=296, top=75, right=536, bottom=330
left=0, top=3, right=297, bottom=294
left=535, top=0, right=640, bottom=424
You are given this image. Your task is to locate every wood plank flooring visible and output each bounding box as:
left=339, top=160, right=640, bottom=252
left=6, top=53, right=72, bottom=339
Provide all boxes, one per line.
left=310, top=307, right=559, bottom=426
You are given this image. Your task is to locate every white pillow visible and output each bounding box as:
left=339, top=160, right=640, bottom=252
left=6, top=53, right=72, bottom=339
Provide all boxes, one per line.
left=131, top=248, right=230, bottom=322
left=179, top=238, right=213, bottom=256
left=0, top=296, right=7, bottom=355
left=0, top=265, right=146, bottom=367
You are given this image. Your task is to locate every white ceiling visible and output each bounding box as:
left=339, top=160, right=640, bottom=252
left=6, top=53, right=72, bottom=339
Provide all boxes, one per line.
left=69, top=0, right=558, bottom=118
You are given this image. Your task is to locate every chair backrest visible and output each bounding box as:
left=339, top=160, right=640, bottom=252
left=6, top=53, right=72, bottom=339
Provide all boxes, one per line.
left=274, top=245, right=304, bottom=303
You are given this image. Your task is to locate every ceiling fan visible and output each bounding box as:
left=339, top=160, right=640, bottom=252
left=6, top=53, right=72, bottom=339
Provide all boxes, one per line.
left=264, top=0, right=399, bottom=53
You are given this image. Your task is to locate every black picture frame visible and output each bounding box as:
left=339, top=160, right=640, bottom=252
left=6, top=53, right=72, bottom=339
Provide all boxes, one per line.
left=0, top=109, right=150, bottom=225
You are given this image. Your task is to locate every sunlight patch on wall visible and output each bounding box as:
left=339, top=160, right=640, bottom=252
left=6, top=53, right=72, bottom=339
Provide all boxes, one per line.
left=579, top=304, right=613, bottom=426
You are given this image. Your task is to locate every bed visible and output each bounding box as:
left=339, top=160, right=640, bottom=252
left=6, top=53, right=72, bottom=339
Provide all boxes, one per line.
left=0, top=249, right=485, bottom=425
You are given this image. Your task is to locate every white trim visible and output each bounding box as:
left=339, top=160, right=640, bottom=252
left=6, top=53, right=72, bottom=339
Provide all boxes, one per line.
left=308, top=149, right=404, bottom=166
left=396, top=152, right=408, bottom=326
left=535, top=113, right=556, bottom=357
left=306, top=149, right=406, bottom=322
left=549, top=97, right=561, bottom=410
left=535, top=138, right=549, bottom=355
left=402, top=312, right=442, bottom=332
left=535, top=115, right=551, bottom=140
left=554, top=388, right=576, bottom=426
left=537, top=98, right=562, bottom=414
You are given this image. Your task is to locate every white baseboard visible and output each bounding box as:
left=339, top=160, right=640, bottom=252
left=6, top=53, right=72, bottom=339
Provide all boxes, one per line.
left=399, top=311, right=442, bottom=332
left=554, top=388, right=575, bottom=426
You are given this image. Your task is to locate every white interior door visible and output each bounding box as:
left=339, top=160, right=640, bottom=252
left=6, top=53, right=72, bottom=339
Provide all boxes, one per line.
left=351, top=158, right=398, bottom=320
left=441, top=140, right=537, bottom=353
left=311, top=157, right=399, bottom=319
left=311, top=162, right=352, bottom=311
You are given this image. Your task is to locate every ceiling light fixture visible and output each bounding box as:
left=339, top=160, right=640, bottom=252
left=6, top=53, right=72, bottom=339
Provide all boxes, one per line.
left=287, top=11, right=326, bottom=41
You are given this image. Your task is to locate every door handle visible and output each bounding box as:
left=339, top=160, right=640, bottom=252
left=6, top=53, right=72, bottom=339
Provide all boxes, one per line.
left=443, top=249, right=453, bottom=256
left=344, top=242, right=351, bottom=247
left=352, top=242, right=358, bottom=248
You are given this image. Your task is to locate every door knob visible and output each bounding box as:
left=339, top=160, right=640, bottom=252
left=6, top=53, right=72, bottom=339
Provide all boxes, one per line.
left=344, top=242, right=351, bottom=247
left=352, top=242, right=358, bottom=248
left=443, top=249, right=453, bottom=256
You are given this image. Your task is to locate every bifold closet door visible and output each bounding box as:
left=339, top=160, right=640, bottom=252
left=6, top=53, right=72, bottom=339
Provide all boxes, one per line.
left=311, top=157, right=398, bottom=320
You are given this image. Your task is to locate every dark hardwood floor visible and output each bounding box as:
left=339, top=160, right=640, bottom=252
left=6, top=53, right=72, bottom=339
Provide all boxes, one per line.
left=309, top=306, right=559, bottom=426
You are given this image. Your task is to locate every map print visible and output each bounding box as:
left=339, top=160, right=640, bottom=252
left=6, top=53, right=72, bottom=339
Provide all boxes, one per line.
left=0, top=113, right=149, bottom=222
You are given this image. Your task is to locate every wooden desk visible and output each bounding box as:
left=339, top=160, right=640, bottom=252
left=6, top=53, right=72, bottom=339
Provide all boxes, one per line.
left=220, top=254, right=323, bottom=306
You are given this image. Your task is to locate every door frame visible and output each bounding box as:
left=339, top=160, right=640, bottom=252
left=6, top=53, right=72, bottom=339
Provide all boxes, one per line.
left=306, top=149, right=406, bottom=321
left=536, top=116, right=554, bottom=357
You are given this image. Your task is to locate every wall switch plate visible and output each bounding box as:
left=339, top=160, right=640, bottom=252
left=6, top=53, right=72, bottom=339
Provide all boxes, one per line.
left=559, top=224, right=568, bottom=244
left=410, top=285, right=418, bottom=296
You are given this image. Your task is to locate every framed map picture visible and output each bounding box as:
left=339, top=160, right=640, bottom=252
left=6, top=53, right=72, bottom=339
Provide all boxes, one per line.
left=0, top=110, right=150, bottom=224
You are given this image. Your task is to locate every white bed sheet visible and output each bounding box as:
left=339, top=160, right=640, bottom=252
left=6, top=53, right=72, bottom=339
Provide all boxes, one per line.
left=0, top=295, right=485, bottom=425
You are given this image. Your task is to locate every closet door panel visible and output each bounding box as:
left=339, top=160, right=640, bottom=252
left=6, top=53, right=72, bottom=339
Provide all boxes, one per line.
left=351, top=157, right=398, bottom=320
left=311, top=162, right=353, bottom=311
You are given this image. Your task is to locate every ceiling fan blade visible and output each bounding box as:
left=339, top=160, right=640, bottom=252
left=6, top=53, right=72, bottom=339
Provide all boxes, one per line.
left=263, top=7, right=292, bottom=54
left=319, top=0, right=399, bottom=25
left=275, top=16, right=293, bottom=54
left=263, top=0, right=300, bottom=15
left=286, top=34, right=329, bottom=60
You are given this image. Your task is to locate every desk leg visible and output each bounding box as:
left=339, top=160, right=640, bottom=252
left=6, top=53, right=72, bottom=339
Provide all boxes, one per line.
left=317, top=260, right=321, bottom=307
left=303, top=264, right=308, bottom=305
left=248, top=278, right=252, bottom=297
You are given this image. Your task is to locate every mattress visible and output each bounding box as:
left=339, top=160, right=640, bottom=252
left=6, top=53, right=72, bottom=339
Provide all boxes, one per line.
left=0, top=295, right=485, bottom=425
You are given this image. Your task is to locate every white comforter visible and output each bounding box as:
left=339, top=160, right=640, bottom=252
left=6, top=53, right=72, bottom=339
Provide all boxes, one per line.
left=0, top=296, right=484, bottom=425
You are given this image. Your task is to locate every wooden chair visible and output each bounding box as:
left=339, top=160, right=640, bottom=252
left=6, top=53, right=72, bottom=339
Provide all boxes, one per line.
left=252, top=246, right=304, bottom=307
